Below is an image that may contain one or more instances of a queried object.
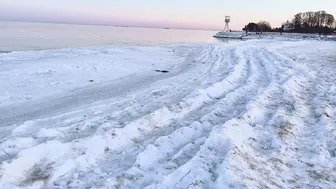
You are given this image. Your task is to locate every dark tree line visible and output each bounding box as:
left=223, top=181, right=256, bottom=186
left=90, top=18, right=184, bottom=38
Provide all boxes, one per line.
left=243, top=21, right=272, bottom=33
left=291, top=11, right=335, bottom=33
left=242, top=10, right=335, bottom=34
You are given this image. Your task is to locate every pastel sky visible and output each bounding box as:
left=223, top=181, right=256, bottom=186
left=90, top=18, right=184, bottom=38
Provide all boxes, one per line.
left=0, top=0, right=335, bottom=30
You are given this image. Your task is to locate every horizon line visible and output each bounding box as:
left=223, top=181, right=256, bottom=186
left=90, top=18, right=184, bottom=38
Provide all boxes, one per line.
left=0, top=19, right=224, bottom=32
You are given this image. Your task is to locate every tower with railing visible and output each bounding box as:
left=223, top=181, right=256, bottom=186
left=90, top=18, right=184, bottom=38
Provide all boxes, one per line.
left=223, top=16, right=231, bottom=32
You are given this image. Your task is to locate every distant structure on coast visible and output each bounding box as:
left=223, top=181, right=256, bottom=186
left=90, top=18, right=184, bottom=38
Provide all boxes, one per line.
left=223, top=16, right=231, bottom=32
left=283, top=20, right=294, bottom=31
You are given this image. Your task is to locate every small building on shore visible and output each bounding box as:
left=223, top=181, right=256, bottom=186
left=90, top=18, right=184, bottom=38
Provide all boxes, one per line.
left=283, top=21, right=294, bottom=31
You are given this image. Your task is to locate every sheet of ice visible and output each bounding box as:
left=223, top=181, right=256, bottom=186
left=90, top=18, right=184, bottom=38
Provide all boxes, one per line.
left=0, top=40, right=336, bottom=189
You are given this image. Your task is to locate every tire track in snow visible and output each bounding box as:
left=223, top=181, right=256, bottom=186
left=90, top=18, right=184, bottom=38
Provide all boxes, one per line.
left=141, top=47, right=310, bottom=189
left=10, top=45, right=228, bottom=142
left=210, top=61, right=294, bottom=188
left=210, top=49, right=320, bottom=188
left=63, top=45, right=232, bottom=144
left=97, top=47, right=272, bottom=189
left=213, top=45, right=336, bottom=189
left=2, top=41, right=335, bottom=189
left=45, top=45, right=249, bottom=188
left=281, top=51, right=336, bottom=188
left=0, top=44, right=278, bottom=188
left=0, top=44, right=242, bottom=188
left=0, top=45, right=215, bottom=147
left=84, top=45, right=268, bottom=188
left=67, top=45, right=244, bottom=188
left=141, top=47, right=271, bottom=189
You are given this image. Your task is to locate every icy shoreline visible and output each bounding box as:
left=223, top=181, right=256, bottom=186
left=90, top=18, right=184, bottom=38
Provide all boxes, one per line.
left=214, top=31, right=336, bottom=41
left=1, top=40, right=336, bottom=189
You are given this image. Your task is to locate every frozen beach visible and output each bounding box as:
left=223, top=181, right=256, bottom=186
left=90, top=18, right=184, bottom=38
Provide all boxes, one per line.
left=0, top=39, right=336, bottom=189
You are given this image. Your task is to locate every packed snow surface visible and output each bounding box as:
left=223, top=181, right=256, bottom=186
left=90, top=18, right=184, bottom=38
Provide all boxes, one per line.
left=0, top=40, right=336, bottom=189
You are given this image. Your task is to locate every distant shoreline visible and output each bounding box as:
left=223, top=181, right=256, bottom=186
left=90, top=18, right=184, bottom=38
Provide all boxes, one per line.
left=214, top=31, right=336, bottom=41
left=0, top=51, right=11, bottom=54
left=0, top=20, right=218, bottom=32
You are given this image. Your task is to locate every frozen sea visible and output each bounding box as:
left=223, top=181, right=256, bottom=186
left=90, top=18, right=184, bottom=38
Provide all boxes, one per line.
left=0, top=21, right=231, bottom=51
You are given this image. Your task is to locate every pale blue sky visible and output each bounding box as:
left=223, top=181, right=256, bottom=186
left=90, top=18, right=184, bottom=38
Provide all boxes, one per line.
left=0, top=0, right=335, bottom=30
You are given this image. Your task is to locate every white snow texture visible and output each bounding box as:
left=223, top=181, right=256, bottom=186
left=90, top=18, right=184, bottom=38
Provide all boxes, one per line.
left=0, top=40, right=336, bottom=189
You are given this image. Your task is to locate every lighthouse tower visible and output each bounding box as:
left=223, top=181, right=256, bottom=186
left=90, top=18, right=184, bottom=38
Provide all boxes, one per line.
left=223, top=16, right=231, bottom=32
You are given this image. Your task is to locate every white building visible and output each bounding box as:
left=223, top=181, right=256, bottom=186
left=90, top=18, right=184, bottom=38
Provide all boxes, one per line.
left=283, top=20, right=294, bottom=31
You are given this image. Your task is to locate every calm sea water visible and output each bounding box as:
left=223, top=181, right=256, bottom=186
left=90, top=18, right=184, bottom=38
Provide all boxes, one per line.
left=0, top=21, right=228, bottom=51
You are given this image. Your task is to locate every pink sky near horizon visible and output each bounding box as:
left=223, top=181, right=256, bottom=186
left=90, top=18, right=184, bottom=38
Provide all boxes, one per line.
left=0, top=0, right=335, bottom=30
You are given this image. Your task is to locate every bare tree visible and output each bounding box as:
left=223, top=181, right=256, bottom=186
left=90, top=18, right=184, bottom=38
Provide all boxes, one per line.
left=326, top=14, right=335, bottom=27
left=291, top=10, right=335, bottom=33
left=258, top=21, right=272, bottom=33
left=293, top=13, right=302, bottom=29
left=307, top=12, right=316, bottom=27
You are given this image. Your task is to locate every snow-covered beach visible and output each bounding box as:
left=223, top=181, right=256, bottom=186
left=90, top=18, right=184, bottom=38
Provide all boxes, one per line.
left=1, top=39, right=336, bottom=189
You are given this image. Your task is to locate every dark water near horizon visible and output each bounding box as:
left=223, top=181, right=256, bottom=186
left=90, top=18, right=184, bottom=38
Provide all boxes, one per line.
left=0, top=21, right=229, bottom=51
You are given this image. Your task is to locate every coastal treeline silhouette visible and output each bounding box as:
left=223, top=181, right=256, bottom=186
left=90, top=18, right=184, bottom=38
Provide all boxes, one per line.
left=243, top=10, right=335, bottom=34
